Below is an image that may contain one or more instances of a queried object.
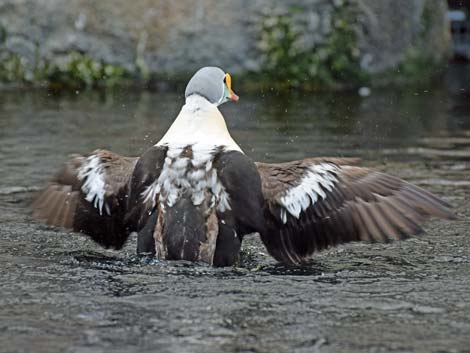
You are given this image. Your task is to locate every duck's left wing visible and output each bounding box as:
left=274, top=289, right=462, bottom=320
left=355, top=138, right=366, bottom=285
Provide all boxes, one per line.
left=32, top=149, right=138, bottom=249
left=256, top=158, right=455, bottom=265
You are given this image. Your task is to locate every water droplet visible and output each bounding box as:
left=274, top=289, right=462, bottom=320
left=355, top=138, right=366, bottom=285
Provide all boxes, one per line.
left=358, top=87, right=371, bottom=97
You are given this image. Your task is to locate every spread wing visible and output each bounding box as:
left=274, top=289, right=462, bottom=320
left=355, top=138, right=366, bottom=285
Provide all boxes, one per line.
left=256, top=158, right=455, bottom=265
left=32, top=149, right=138, bottom=249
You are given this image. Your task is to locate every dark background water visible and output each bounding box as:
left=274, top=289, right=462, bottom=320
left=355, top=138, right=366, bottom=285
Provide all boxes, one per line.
left=1, top=65, right=470, bottom=190
left=0, top=65, right=469, bottom=353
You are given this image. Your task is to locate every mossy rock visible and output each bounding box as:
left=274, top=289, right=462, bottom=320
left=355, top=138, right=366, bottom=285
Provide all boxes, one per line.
left=255, top=1, right=368, bottom=91
left=0, top=50, right=133, bottom=89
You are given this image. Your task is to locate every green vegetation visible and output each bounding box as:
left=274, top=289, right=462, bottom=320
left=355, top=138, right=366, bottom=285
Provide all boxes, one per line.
left=420, top=2, right=433, bottom=35
left=0, top=53, right=27, bottom=83
left=0, top=24, right=6, bottom=44
left=0, top=49, right=131, bottom=89
left=256, top=2, right=368, bottom=90
left=377, top=2, right=447, bottom=87
left=381, top=49, right=444, bottom=86
left=44, top=52, right=128, bottom=89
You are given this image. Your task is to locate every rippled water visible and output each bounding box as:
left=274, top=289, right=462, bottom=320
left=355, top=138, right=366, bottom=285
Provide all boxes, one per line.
left=1, top=64, right=469, bottom=353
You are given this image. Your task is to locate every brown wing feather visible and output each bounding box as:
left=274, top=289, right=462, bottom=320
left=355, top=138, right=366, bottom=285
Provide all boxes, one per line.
left=32, top=149, right=138, bottom=249
left=32, top=154, right=84, bottom=229
left=257, top=160, right=455, bottom=265
left=256, top=158, right=360, bottom=201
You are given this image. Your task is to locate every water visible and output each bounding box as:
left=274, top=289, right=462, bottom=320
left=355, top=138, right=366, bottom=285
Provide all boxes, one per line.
left=1, top=65, right=470, bottom=353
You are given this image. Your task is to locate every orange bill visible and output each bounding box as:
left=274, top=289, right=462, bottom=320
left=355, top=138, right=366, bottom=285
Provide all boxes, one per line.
left=225, top=73, right=239, bottom=101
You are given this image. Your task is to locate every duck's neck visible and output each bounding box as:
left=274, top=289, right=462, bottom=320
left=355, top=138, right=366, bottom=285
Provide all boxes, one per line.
left=156, top=95, right=242, bottom=152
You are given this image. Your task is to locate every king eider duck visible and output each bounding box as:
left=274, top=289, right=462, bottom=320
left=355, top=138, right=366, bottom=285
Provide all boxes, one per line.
left=32, top=66, right=455, bottom=266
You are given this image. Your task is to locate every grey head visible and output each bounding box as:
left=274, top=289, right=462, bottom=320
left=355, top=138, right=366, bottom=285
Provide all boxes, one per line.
left=185, top=66, right=239, bottom=106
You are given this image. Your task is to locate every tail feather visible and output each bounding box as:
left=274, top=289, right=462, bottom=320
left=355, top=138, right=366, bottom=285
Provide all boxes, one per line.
left=160, top=196, right=219, bottom=264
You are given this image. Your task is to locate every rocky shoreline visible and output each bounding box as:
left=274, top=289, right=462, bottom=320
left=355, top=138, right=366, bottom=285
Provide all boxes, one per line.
left=0, top=0, right=450, bottom=90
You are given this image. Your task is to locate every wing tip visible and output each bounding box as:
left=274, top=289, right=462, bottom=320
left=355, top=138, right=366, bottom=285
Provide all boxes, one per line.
left=31, top=183, right=78, bottom=230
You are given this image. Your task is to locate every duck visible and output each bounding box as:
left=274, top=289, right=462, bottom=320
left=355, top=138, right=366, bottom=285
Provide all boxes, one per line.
left=32, top=66, right=455, bottom=266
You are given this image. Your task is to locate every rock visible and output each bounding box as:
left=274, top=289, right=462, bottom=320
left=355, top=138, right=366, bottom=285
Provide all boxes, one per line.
left=0, top=0, right=451, bottom=87
left=356, top=0, right=451, bottom=73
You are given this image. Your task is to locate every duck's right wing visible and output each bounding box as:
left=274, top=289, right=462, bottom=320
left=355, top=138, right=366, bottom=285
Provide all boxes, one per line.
left=32, top=149, right=138, bottom=249
left=256, top=158, right=455, bottom=265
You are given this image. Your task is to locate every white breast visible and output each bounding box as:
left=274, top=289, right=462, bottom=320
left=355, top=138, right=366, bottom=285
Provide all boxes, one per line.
left=156, top=95, right=243, bottom=153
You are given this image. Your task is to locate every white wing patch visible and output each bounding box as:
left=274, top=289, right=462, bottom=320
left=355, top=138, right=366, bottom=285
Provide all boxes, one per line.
left=279, top=163, right=340, bottom=223
left=141, top=144, right=231, bottom=213
left=77, top=155, right=110, bottom=216
left=141, top=179, right=160, bottom=209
